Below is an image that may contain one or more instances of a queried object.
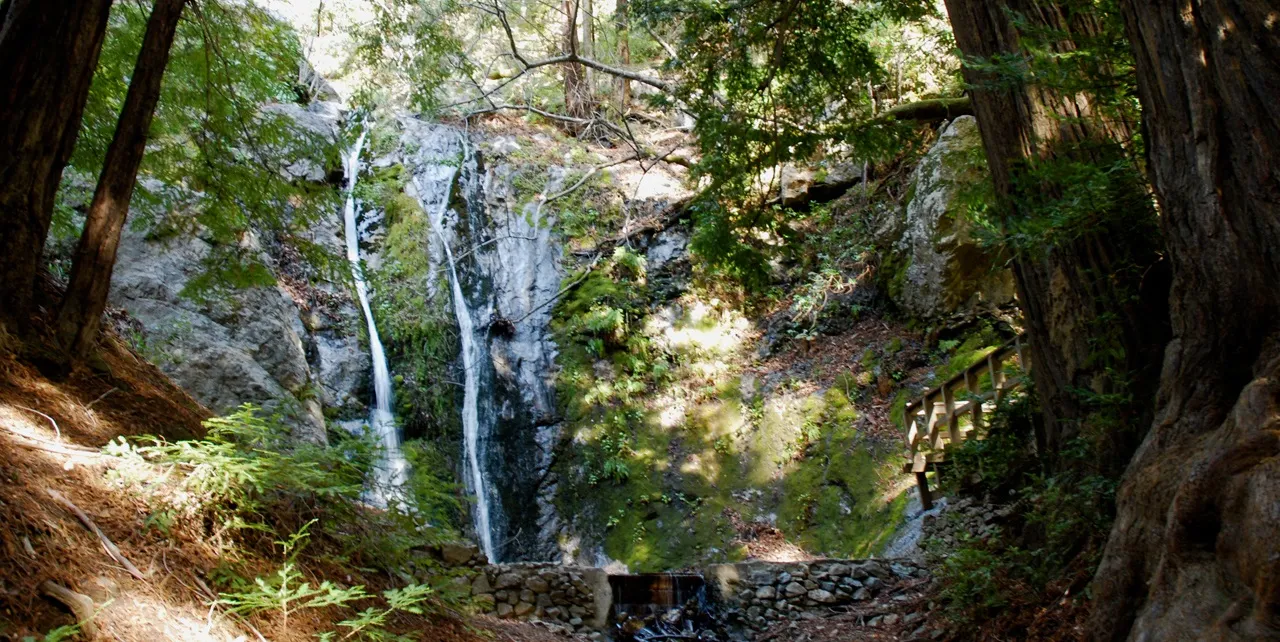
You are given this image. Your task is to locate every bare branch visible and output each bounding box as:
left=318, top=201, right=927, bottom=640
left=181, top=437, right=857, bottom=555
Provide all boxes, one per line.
left=488, top=0, right=671, bottom=92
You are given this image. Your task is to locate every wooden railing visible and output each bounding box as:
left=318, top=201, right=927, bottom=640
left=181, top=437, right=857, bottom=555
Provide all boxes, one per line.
left=902, top=335, right=1029, bottom=509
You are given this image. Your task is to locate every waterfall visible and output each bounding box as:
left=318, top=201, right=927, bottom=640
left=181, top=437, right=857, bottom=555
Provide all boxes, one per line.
left=412, top=147, right=498, bottom=563
left=342, top=128, right=409, bottom=506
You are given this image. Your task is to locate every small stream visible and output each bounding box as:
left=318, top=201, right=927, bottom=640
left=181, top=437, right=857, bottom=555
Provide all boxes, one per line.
left=882, top=491, right=947, bottom=559
left=342, top=127, right=409, bottom=507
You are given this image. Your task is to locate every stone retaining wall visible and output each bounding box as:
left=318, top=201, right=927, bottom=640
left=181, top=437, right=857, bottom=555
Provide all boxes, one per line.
left=464, top=563, right=611, bottom=634
left=430, top=542, right=926, bottom=638
left=706, top=559, right=926, bottom=635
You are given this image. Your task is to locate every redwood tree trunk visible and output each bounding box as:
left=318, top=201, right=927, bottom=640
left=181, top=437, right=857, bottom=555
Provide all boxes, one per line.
left=1088, top=2, right=1280, bottom=639
left=943, top=0, right=1167, bottom=468
left=0, top=0, right=112, bottom=329
left=57, top=0, right=186, bottom=359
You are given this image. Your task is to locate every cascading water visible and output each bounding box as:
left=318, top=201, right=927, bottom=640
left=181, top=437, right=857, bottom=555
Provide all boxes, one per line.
left=399, top=118, right=566, bottom=562
left=342, top=128, right=409, bottom=506
left=411, top=140, right=497, bottom=563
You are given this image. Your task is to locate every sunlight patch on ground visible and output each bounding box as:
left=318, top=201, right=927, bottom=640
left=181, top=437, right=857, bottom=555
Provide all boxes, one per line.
left=645, top=299, right=752, bottom=359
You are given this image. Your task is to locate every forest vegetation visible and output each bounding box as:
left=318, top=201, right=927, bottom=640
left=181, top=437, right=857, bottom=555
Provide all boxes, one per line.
left=0, top=0, right=1276, bottom=641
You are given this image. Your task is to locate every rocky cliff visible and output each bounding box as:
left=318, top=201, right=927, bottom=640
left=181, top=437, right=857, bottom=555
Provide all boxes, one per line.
left=108, top=100, right=368, bottom=444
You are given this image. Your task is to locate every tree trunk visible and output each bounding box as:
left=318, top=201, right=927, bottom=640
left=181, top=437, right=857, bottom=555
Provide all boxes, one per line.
left=56, top=0, right=186, bottom=359
left=1088, top=2, right=1280, bottom=639
left=615, top=0, right=631, bottom=114
left=943, top=0, right=1167, bottom=469
left=562, top=0, right=589, bottom=122
left=0, top=0, right=112, bottom=330
left=581, top=0, right=595, bottom=91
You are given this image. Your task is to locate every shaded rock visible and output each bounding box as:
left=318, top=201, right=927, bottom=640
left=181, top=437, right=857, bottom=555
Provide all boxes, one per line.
left=807, top=589, right=836, bottom=604
left=886, top=115, right=1015, bottom=318
left=440, top=542, right=478, bottom=566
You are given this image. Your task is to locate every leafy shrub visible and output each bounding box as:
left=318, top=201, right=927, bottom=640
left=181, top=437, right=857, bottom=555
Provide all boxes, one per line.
left=218, top=521, right=436, bottom=640
left=936, top=389, right=1120, bottom=624
left=105, top=405, right=457, bottom=570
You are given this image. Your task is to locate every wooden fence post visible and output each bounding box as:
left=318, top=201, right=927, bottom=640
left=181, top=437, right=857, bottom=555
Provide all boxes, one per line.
left=916, top=470, right=933, bottom=511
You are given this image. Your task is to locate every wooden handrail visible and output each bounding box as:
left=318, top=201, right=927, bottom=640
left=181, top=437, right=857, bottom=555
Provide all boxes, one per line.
left=901, top=334, right=1029, bottom=509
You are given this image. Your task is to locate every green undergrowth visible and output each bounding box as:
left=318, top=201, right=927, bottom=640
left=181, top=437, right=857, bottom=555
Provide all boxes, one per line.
left=777, top=387, right=911, bottom=557
left=363, top=160, right=461, bottom=447
left=931, top=390, right=1119, bottom=625
left=104, top=405, right=466, bottom=638
left=551, top=246, right=911, bottom=570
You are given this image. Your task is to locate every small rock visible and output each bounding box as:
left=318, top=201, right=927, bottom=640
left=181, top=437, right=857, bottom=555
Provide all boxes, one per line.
left=495, top=573, right=522, bottom=590
left=883, top=613, right=900, bottom=625
left=756, top=586, right=777, bottom=600
left=526, top=576, right=550, bottom=593
left=784, top=582, right=807, bottom=597
left=439, top=542, right=479, bottom=566
left=514, top=601, right=535, bottom=617
left=496, top=603, right=514, bottom=618
left=806, top=589, right=836, bottom=604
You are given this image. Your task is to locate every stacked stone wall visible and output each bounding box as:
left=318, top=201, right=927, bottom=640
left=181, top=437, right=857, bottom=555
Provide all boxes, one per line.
left=464, top=563, right=610, bottom=635
left=707, top=559, right=926, bottom=635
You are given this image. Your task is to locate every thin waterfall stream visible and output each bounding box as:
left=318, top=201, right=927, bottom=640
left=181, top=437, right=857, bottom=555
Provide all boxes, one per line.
left=412, top=143, right=498, bottom=562
left=342, top=128, right=409, bottom=506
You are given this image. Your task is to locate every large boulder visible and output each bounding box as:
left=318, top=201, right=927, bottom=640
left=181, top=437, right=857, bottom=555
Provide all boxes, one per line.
left=110, top=227, right=329, bottom=442
left=885, top=115, right=1015, bottom=319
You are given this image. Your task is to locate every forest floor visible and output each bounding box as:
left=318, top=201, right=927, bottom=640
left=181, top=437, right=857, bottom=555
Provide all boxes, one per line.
left=0, top=300, right=580, bottom=642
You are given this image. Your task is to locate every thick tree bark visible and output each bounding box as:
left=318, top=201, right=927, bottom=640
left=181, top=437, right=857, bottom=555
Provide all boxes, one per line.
left=1088, top=2, right=1280, bottom=639
left=56, top=0, right=186, bottom=359
left=943, top=0, right=1167, bottom=467
left=0, top=0, right=112, bottom=329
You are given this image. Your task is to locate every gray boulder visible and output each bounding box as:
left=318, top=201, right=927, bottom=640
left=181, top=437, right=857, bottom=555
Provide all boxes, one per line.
left=110, top=226, right=328, bottom=443
left=886, top=116, right=1015, bottom=318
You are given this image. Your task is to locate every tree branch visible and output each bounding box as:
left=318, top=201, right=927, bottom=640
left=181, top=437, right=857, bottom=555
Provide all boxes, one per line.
left=488, top=0, right=670, bottom=92
left=876, top=97, right=973, bottom=123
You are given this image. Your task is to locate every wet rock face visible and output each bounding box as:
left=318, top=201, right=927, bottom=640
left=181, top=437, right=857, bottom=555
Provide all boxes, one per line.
left=887, top=115, right=1016, bottom=319
left=480, top=162, right=565, bottom=562
left=108, top=100, right=369, bottom=443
